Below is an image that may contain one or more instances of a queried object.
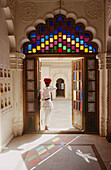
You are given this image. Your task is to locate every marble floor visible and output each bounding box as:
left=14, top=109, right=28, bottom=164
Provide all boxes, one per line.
left=0, top=134, right=111, bottom=170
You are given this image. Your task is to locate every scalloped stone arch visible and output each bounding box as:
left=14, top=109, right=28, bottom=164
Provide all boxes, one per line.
left=20, top=10, right=101, bottom=54
left=53, top=72, right=69, bottom=99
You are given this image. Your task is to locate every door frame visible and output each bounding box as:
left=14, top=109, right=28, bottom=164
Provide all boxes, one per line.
left=23, top=54, right=99, bottom=134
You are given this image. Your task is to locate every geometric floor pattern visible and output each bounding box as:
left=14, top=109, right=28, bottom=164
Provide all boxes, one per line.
left=22, top=135, right=107, bottom=170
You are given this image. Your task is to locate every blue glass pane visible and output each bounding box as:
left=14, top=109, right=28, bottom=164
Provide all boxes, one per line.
left=54, top=30, right=57, bottom=34
left=58, top=17, right=62, bottom=20
left=71, top=24, right=73, bottom=28
left=67, top=21, right=70, bottom=26
left=85, top=33, right=90, bottom=37
left=67, top=32, right=71, bottom=37
left=39, top=29, right=40, bottom=33
left=56, top=19, right=57, bottom=23
left=63, top=18, right=64, bottom=23
left=33, top=44, right=36, bottom=48
left=72, top=35, right=75, bottom=39
left=41, top=38, right=45, bottom=43
left=85, top=43, right=88, bottom=47
left=79, top=92, right=82, bottom=101
left=89, top=45, right=92, bottom=50
left=28, top=44, right=32, bottom=50
left=41, top=26, right=44, bottom=32
left=76, top=37, right=79, bottom=42
left=25, top=49, right=28, bottom=53
left=45, top=35, right=49, bottom=40
left=58, top=27, right=62, bottom=31
left=74, top=72, right=76, bottom=80
left=37, top=41, right=40, bottom=45
left=80, top=29, right=82, bottom=33
left=80, top=40, right=84, bottom=45
left=31, top=33, right=36, bottom=38
left=76, top=26, right=79, bottom=31
left=50, top=21, right=53, bottom=26
left=93, top=48, right=96, bottom=53
left=50, top=33, right=53, bottom=37
left=63, top=30, right=66, bottom=34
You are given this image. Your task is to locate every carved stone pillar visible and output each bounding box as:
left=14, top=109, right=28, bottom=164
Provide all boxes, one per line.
left=106, top=55, right=111, bottom=142
left=10, top=52, right=25, bottom=137
left=97, top=54, right=106, bottom=136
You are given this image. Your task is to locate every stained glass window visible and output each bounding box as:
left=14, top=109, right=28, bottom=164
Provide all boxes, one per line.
left=23, top=15, right=98, bottom=54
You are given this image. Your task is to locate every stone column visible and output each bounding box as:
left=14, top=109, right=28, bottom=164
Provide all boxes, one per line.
left=106, top=55, right=111, bottom=142
left=10, top=52, right=25, bottom=137
left=97, top=54, right=106, bottom=136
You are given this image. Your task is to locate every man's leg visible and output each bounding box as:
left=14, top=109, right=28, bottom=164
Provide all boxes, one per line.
left=44, top=107, right=51, bottom=130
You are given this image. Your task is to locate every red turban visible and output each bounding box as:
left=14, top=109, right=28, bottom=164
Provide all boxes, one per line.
left=44, top=78, right=52, bottom=83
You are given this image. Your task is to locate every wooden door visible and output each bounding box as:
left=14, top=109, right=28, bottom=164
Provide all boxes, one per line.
left=72, top=59, right=83, bottom=130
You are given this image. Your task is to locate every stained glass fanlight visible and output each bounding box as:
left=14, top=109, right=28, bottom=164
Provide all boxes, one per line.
left=23, top=14, right=98, bottom=54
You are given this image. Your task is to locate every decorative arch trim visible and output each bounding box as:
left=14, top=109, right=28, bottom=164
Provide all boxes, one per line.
left=22, top=14, right=98, bottom=55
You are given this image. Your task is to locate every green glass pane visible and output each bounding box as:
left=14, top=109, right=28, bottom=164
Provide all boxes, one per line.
left=46, top=51, right=49, bottom=53
left=58, top=43, right=62, bottom=48
left=67, top=48, right=71, bottom=52
left=50, top=49, right=54, bottom=52
left=77, top=81, right=79, bottom=90
left=76, top=61, right=79, bottom=70
left=54, top=46, right=58, bottom=50
left=72, top=51, right=75, bottom=53
left=63, top=46, right=66, bottom=50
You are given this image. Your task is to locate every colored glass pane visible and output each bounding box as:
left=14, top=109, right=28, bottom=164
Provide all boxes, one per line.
left=33, top=44, right=36, bottom=48
left=74, top=82, right=76, bottom=90
left=63, top=46, right=66, bottom=50
left=93, top=48, right=96, bottom=53
left=72, top=46, right=75, bottom=50
left=89, top=51, right=92, bottom=53
left=71, top=40, right=75, bottom=45
left=58, top=48, right=62, bottom=52
left=37, top=46, right=40, bottom=50
left=54, top=35, right=57, bottom=40
left=85, top=48, right=88, bottom=53
left=80, top=102, right=82, bottom=112
left=50, top=38, right=53, bottom=42
left=50, top=33, right=53, bottom=37
left=79, top=61, right=82, bottom=70
left=76, top=43, right=79, bottom=47
left=28, top=44, right=32, bottom=50
left=59, top=43, right=62, bottom=48
left=54, top=41, right=57, bottom=45
left=67, top=38, right=71, bottom=42
left=67, top=32, right=71, bottom=37
left=28, top=51, right=32, bottom=53
left=76, top=37, right=79, bottom=42
left=63, top=35, right=66, bottom=39
left=41, top=26, right=44, bottom=31
left=45, top=41, right=49, bottom=45
left=80, top=29, right=82, bottom=34
left=72, top=35, right=75, bottom=39
left=58, top=27, right=62, bottom=31
left=80, top=40, right=84, bottom=45
left=74, top=101, right=76, bottom=109
left=31, top=33, right=36, bottom=37
left=79, top=82, right=82, bottom=91
left=63, top=30, right=66, bottom=34
left=76, top=102, right=79, bottom=110
left=41, top=49, right=45, bottom=53
left=74, top=72, right=76, bottom=80
left=50, top=21, right=53, bottom=26
left=80, top=46, right=84, bottom=50
left=50, top=44, right=53, bottom=48
left=58, top=38, right=62, bottom=42
left=85, top=33, right=90, bottom=37
left=80, top=35, right=83, bottom=39
left=67, top=21, right=70, bottom=26
left=58, top=32, right=62, bottom=37
left=67, top=48, right=71, bottom=52
left=63, top=41, right=66, bottom=45
left=54, top=46, right=58, bottom=50
left=25, top=49, right=28, bottom=53
left=67, top=43, right=70, bottom=48
left=37, top=41, right=40, bottom=45
left=77, top=81, right=79, bottom=90
left=32, top=38, right=35, bottom=42
left=85, top=43, right=88, bottom=47
left=50, top=49, right=54, bottom=52
left=41, top=38, right=45, bottom=43
left=76, top=49, right=79, bottom=52
left=45, top=35, right=49, bottom=40
left=77, top=72, right=79, bottom=80
left=32, top=48, right=36, bottom=53
left=85, top=38, right=90, bottom=42
left=89, top=45, right=92, bottom=50
left=77, top=91, right=79, bottom=100
left=76, top=62, right=79, bottom=70
left=46, top=46, right=49, bottom=50
left=58, top=17, right=62, bottom=20
left=37, top=36, right=40, bottom=40
left=74, top=91, right=76, bottom=100
left=54, top=30, right=57, bottom=34
left=76, top=26, right=79, bottom=31
left=41, top=43, right=45, bottom=48
left=79, top=92, right=82, bottom=101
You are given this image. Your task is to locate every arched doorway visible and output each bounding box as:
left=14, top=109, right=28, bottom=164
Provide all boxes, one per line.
left=56, top=78, right=65, bottom=97
left=22, top=14, right=99, bottom=133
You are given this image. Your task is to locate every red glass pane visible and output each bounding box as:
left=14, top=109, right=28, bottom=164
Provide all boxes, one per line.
left=58, top=48, right=62, bottom=53
left=80, top=102, right=82, bottom=112
left=74, top=101, right=76, bottom=109
left=79, top=61, right=82, bottom=70
left=77, top=91, right=79, bottom=100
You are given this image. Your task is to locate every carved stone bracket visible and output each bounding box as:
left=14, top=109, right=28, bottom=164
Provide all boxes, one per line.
left=106, top=56, right=111, bottom=69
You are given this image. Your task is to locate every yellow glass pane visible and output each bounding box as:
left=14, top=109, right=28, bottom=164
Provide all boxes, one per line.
left=63, top=35, right=66, bottom=39
left=89, top=50, right=92, bottom=53
left=71, top=40, right=75, bottom=45
left=45, top=41, right=49, bottom=45
left=67, top=38, right=71, bottom=42
left=80, top=46, right=84, bottom=50
left=32, top=48, right=36, bottom=53
left=58, top=32, right=62, bottom=37
left=77, top=71, right=79, bottom=80
left=41, top=43, right=45, bottom=48
left=50, top=38, right=53, bottom=42
left=76, top=43, right=79, bottom=47
left=54, top=35, right=57, bottom=40
left=85, top=48, right=88, bottom=53
left=37, top=46, right=40, bottom=50
left=73, top=90, right=76, bottom=100
left=28, top=51, right=32, bottom=53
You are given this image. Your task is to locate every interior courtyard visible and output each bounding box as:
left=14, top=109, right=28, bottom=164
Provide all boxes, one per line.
left=0, top=0, right=111, bottom=169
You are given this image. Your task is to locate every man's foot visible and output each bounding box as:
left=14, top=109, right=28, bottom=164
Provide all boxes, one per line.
left=45, top=126, right=49, bottom=130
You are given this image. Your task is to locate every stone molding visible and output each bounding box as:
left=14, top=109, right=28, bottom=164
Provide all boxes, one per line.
left=84, top=0, right=103, bottom=20
left=10, top=52, right=25, bottom=69
left=106, top=56, right=111, bottom=69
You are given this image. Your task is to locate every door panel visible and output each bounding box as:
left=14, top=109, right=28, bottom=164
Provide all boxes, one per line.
left=72, top=59, right=83, bottom=130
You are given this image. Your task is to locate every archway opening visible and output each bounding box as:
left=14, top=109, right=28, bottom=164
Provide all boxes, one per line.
left=56, top=78, right=65, bottom=97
